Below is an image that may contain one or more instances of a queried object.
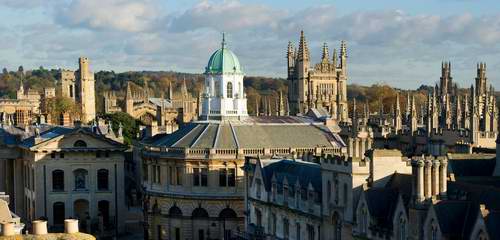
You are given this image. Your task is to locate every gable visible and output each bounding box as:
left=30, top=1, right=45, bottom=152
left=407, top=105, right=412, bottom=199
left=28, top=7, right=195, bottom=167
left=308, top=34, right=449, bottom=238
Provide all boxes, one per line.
left=33, top=131, right=122, bottom=151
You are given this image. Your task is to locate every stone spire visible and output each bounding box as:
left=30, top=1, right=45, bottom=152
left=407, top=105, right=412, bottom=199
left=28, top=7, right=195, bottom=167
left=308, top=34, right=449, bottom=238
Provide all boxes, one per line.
left=297, top=30, right=310, bottom=61
left=440, top=61, right=452, bottom=97
left=321, top=43, right=330, bottom=62
left=475, top=62, right=487, bottom=97
left=394, top=92, right=402, bottom=132
left=352, top=98, right=358, bottom=131
left=339, top=40, right=347, bottom=72
left=463, top=93, right=470, bottom=129
left=363, top=102, right=369, bottom=126
left=410, top=94, right=418, bottom=134
left=278, top=91, right=285, bottom=116
left=470, top=85, right=480, bottom=143
left=332, top=48, right=338, bottom=68
left=455, top=94, right=462, bottom=129
left=287, top=41, right=295, bottom=77
left=168, top=81, right=173, bottom=100
left=181, top=78, right=188, bottom=98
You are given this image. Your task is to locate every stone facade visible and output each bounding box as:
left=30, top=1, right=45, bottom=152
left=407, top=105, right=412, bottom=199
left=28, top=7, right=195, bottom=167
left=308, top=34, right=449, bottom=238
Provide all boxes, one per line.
left=58, top=57, right=96, bottom=124
left=287, top=31, right=348, bottom=122
left=0, top=125, right=127, bottom=235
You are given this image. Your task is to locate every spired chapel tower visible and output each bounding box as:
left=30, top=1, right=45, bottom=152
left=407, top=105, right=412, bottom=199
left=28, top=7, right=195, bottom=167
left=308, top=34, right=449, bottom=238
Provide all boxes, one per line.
left=287, top=31, right=349, bottom=122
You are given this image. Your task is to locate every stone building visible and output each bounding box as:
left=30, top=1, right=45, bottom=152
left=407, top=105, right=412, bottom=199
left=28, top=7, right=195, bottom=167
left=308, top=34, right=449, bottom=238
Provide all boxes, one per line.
left=0, top=79, right=55, bottom=126
left=0, top=124, right=128, bottom=234
left=357, top=62, right=498, bottom=157
left=140, top=36, right=347, bottom=240
left=103, top=78, right=198, bottom=133
left=58, top=57, right=96, bottom=124
left=245, top=158, right=323, bottom=240
left=287, top=31, right=349, bottom=122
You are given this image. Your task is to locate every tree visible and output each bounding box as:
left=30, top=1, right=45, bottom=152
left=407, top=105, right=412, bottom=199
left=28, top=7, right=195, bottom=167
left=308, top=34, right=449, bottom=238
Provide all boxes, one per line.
left=102, top=112, right=140, bottom=145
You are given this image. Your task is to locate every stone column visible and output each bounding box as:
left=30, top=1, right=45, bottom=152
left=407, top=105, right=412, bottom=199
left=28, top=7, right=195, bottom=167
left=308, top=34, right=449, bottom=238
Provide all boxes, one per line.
left=432, top=160, right=440, bottom=197
left=424, top=159, right=432, bottom=199
left=412, top=159, right=425, bottom=203
left=439, top=158, right=448, bottom=197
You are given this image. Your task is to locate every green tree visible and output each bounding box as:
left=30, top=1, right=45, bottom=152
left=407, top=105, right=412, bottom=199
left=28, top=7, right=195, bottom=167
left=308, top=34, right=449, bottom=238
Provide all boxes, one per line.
left=102, top=112, right=140, bottom=145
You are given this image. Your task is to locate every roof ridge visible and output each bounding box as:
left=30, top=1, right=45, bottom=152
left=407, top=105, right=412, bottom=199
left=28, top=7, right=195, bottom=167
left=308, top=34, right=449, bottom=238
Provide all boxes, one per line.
left=171, top=124, right=203, bottom=147
left=229, top=122, right=240, bottom=149
left=190, top=123, right=210, bottom=148
left=213, top=124, right=221, bottom=148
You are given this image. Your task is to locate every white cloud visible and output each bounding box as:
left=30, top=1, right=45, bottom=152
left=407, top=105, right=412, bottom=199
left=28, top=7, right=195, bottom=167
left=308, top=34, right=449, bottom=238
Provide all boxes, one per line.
left=3, top=0, right=500, bottom=88
left=57, top=0, right=163, bottom=32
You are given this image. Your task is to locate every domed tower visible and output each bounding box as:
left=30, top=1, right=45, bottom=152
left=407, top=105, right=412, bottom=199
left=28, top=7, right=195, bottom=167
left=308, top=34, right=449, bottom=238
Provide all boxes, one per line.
left=201, top=34, right=248, bottom=120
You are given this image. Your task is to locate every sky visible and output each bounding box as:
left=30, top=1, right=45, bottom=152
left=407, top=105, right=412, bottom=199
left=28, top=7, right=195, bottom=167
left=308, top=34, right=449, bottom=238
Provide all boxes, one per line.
left=1, top=0, right=500, bottom=89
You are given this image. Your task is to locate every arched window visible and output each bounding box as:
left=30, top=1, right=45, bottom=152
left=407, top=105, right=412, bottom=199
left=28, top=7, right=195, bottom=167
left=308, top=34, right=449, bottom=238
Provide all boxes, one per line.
left=169, top=206, right=183, bottom=217
left=73, top=169, right=88, bottom=190
left=327, top=180, right=332, bottom=203
left=192, top=207, right=209, bottom=219
left=53, top=202, right=65, bottom=225
left=343, top=183, right=348, bottom=206
left=97, top=169, right=109, bottom=190
left=399, top=215, right=406, bottom=240
left=227, top=82, right=233, bottom=98
left=73, top=140, right=87, bottom=148
left=359, top=205, right=368, bottom=234
left=52, top=170, right=64, bottom=191
left=218, top=208, right=237, bottom=219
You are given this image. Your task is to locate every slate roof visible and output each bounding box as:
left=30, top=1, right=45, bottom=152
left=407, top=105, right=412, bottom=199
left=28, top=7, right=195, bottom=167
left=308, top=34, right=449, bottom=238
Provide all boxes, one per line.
left=447, top=153, right=496, bottom=177
left=433, top=200, right=474, bottom=239
left=385, top=173, right=413, bottom=207
left=148, top=98, right=173, bottom=108
left=146, top=117, right=345, bottom=149
left=485, top=211, right=500, bottom=240
left=364, top=188, right=400, bottom=229
left=259, top=159, right=322, bottom=196
left=19, top=125, right=126, bottom=150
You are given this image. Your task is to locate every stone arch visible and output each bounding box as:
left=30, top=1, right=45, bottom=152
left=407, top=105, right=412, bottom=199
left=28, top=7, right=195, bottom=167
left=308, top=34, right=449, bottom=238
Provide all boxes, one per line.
left=218, top=208, right=237, bottom=219
left=169, top=205, right=183, bottom=217
left=192, top=207, right=209, bottom=219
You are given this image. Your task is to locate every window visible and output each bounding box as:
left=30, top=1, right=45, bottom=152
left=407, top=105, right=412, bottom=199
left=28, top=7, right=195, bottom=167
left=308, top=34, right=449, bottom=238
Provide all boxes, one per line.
left=255, top=179, right=262, bottom=198
left=283, top=218, right=289, bottom=239
left=52, top=170, right=64, bottom=191
left=271, top=213, right=277, bottom=235
left=60, top=153, right=65, bottom=158
left=228, top=168, right=235, bottom=186
left=327, top=180, right=332, bottom=203
left=176, top=167, right=183, bottom=185
left=53, top=202, right=65, bottom=225
left=296, top=223, right=301, bottom=240
left=193, top=167, right=207, bottom=187
left=399, top=216, right=406, bottom=240
left=169, top=166, right=174, bottom=185
left=343, top=183, right=348, bottom=206
left=255, top=208, right=262, bottom=227
left=152, top=165, right=161, bottom=184
left=219, top=169, right=226, bottom=186
left=51, top=152, right=56, bottom=158
left=307, top=224, right=315, bottom=240
left=73, top=140, right=87, bottom=148
left=272, top=183, right=277, bottom=202
left=96, top=151, right=101, bottom=158
left=219, top=168, right=236, bottom=187
left=143, top=163, right=148, bottom=182
left=73, top=169, right=88, bottom=190
left=283, top=185, right=289, bottom=204
left=97, top=169, right=109, bottom=190
left=227, top=82, right=233, bottom=98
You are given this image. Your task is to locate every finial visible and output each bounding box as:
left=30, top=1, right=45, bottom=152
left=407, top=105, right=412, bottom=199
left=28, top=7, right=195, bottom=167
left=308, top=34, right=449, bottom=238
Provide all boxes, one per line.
left=222, top=32, right=226, bottom=49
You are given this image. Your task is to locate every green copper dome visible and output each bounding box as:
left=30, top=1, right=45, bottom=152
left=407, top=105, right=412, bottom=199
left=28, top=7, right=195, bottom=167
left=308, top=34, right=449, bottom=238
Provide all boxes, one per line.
left=205, top=35, right=242, bottom=74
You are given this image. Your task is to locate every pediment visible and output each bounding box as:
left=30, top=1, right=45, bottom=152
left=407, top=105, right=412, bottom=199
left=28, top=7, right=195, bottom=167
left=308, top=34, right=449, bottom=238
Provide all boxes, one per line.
left=32, top=130, right=124, bottom=151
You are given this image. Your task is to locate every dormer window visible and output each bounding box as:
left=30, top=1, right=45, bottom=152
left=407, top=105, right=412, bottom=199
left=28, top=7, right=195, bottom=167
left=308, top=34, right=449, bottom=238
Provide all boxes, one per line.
left=255, top=179, right=262, bottom=199
left=272, top=182, right=277, bottom=202
left=283, top=185, right=289, bottom=205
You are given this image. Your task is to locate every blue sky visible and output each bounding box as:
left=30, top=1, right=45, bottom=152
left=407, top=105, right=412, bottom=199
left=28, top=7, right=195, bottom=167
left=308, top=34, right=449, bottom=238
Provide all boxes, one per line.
left=1, top=0, right=500, bottom=89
